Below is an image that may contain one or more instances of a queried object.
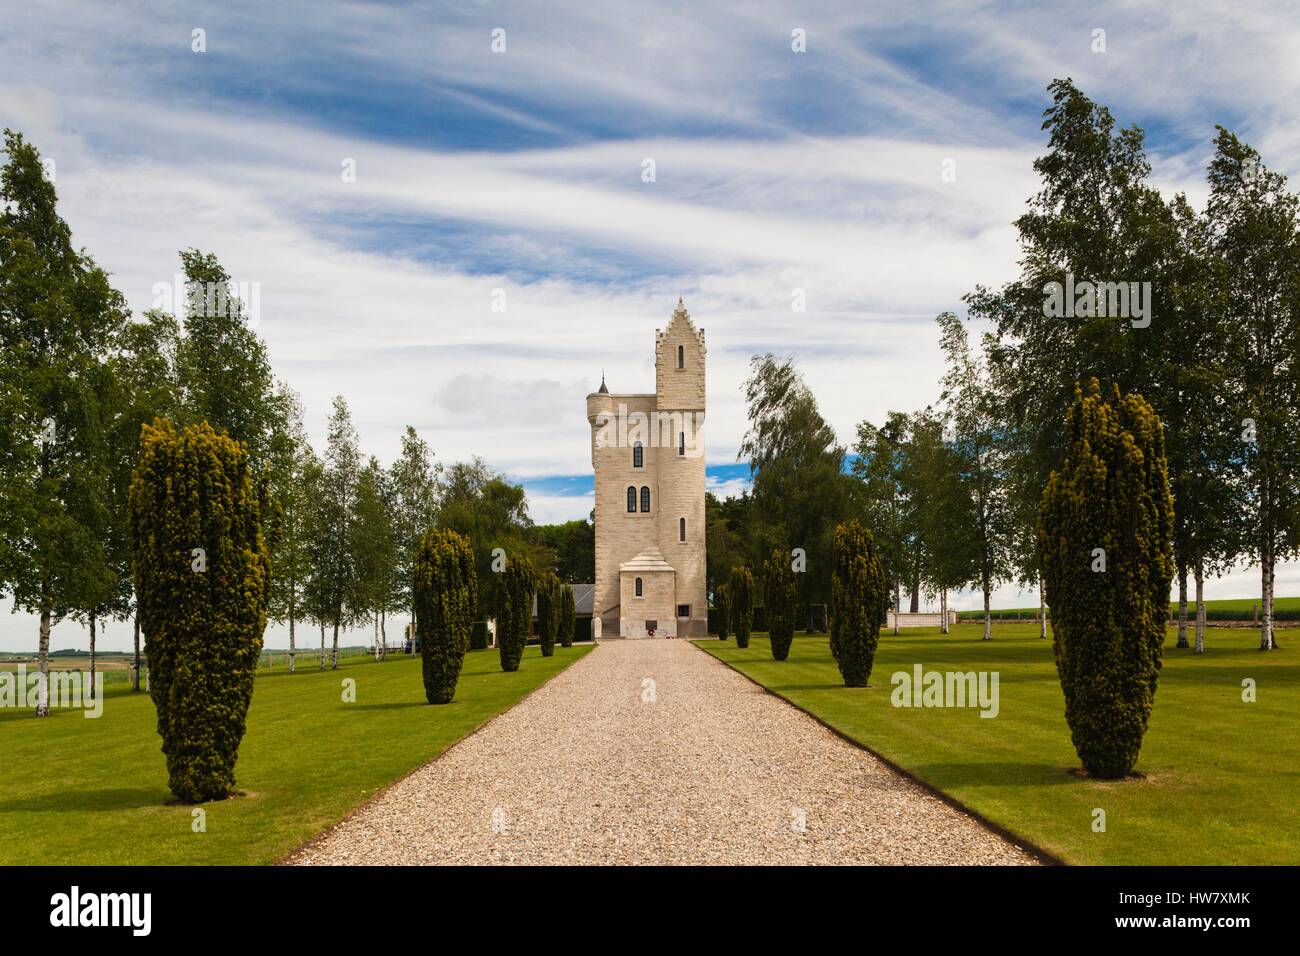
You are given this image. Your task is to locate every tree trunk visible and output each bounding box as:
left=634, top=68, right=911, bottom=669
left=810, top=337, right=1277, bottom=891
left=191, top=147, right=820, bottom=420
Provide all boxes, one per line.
left=1194, top=561, right=1206, bottom=655
left=893, top=579, right=900, bottom=635
left=36, top=594, right=52, bottom=718
left=88, top=614, right=97, bottom=701
left=1038, top=582, right=1047, bottom=639
left=319, top=621, right=326, bottom=670
left=373, top=611, right=380, bottom=661
left=1176, top=563, right=1189, bottom=648
left=332, top=619, right=340, bottom=669
left=380, top=607, right=387, bottom=661
left=940, top=588, right=948, bottom=634
left=288, top=607, right=296, bottom=673
left=982, top=586, right=991, bottom=641
left=132, top=615, right=141, bottom=691
left=909, top=580, right=919, bottom=614
left=1261, top=556, right=1275, bottom=651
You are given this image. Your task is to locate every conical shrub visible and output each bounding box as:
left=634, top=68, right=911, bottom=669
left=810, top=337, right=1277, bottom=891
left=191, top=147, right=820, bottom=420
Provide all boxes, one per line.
left=1039, top=379, right=1174, bottom=779
left=830, top=520, right=887, bottom=687
left=558, top=581, right=576, bottom=648
left=495, top=555, right=536, bottom=672
left=764, top=548, right=798, bottom=660
left=536, top=571, right=562, bottom=657
left=413, top=527, right=477, bottom=704
left=129, top=420, right=269, bottom=803
left=729, top=566, right=754, bottom=648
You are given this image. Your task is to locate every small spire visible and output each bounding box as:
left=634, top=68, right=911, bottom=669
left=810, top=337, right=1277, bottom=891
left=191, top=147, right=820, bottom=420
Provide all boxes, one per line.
left=598, top=369, right=609, bottom=394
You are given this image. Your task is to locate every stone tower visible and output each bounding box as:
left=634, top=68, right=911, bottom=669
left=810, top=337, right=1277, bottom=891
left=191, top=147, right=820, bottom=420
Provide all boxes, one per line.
left=586, top=299, right=707, bottom=638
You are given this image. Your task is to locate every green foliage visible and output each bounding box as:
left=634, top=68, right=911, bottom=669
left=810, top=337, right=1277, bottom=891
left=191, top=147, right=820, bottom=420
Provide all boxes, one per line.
left=412, top=528, right=477, bottom=704
left=310, top=396, right=363, bottom=667
left=439, top=458, right=544, bottom=614
left=534, top=518, right=594, bottom=584
left=388, top=426, right=442, bottom=624
left=557, top=581, right=576, bottom=648
left=713, top=583, right=730, bottom=639
left=129, top=420, right=269, bottom=802
left=763, top=549, right=798, bottom=660
left=494, top=554, right=536, bottom=672
left=174, top=249, right=280, bottom=467
left=729, top=565, right=754, bottom=648
left=535, top=571, right=563, bottom=657
left=739, top=355, right=852, bottom=610
left=0, top=130, right=129, bottom=713
left=830, top=520, right=887, bottom=687
left=470, top=620, right=490, bottom=650
left=352, top=455, right=398, bottom=643
left=1039, top=380, right=1174, bottom=778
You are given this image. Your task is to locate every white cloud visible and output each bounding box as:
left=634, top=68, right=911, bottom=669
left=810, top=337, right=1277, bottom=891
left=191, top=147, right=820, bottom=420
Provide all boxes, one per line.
left=4, top=0, right=1300, bottom=650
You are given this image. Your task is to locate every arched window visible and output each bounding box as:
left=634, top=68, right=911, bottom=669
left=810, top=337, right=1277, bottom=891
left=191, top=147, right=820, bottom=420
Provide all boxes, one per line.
left=679, top=517, right=686, bottom=542
left=678, top=431, right=685, bottom=456
left=677, top=344, right=684, bottom=368
left=635, top=577, right=643, bottom=597
left=640, top=486, right=650, bottom=512
left=627, top=486, right=637, bottom=513
left=633, top=442, right=643, bottom=468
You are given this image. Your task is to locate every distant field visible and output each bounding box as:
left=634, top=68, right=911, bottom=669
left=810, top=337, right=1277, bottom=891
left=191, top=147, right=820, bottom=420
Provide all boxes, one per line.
left=958, top=596, right=1300, bottom=622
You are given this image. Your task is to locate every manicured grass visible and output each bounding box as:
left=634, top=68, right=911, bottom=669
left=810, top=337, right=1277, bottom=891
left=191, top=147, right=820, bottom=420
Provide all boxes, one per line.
left=0, top=645, right=591, bottom=864
left=698, top=625, right=1297, bottom=865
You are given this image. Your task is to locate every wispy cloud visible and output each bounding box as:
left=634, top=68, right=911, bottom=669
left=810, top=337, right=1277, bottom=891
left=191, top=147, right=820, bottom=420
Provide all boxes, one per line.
left=3, top=0, right=1298, bottom=649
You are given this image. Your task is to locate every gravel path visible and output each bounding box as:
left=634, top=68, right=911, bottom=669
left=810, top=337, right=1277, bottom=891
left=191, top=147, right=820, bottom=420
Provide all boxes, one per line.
left=290, top=640, right=1036, bottom=865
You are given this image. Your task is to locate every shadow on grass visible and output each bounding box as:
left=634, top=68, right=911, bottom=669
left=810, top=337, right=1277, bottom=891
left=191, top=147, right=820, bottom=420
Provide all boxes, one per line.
left=908, top=762, right=1083, bottom=788
left=348, top=701, right=431, bottom=711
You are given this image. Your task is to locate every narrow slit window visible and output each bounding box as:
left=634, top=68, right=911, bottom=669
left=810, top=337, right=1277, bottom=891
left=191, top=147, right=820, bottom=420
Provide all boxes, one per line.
left=640, top=486, right=651, bottom=512
left=627, top=486, right=637, bottom=513
left=677, top=344, right=684, bottom=368
left=633, top=442, right=643, bottom=468
left=679, top=517, right=686, bottom=542
left=635, top=577, right=643, bottom=597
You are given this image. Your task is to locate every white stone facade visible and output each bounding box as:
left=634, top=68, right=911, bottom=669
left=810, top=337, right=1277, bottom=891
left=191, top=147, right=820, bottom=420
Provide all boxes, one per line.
left=587, top=300, right=707, bottom=638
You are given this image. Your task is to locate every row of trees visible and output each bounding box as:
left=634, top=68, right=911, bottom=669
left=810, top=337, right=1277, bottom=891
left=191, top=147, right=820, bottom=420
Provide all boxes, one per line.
left=0, top=128, right=595, bottom=717
left=709, top=80, right=1297, bottom=653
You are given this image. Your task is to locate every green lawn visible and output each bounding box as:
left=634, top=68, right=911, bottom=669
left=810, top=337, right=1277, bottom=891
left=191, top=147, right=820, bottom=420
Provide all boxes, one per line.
left=699, top=625, right=1297, bottom=865
left=0, top=644, right=591, bottom=864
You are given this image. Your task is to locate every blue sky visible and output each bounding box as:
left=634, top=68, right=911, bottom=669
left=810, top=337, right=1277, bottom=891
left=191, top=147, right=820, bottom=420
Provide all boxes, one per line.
left=4, top=0, right=1299, bottom=648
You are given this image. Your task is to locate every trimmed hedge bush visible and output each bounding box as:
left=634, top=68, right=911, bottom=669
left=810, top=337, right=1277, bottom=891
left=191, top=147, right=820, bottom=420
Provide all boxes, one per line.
left=413, top=527, right=477, bottom=704
left=730, top=566, right=754, bottom=648
left=536, top=571, right=562, bottom=657
left=1039, top=380, right=1174, bottom=779
left=129, top=420, right=270, bottom=803
left=751, top=605, right=767, bottom=634
left=470, top=620, right=490, bottom=650
left=495, top=554, right=536, bottom=672
left=713, top=583, right=731, bottom=639
left=830, top=519, right=887, bottom=687
left=763, top=550, right=798, bottom=661
left=558, top=582, right=576, bottom=648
